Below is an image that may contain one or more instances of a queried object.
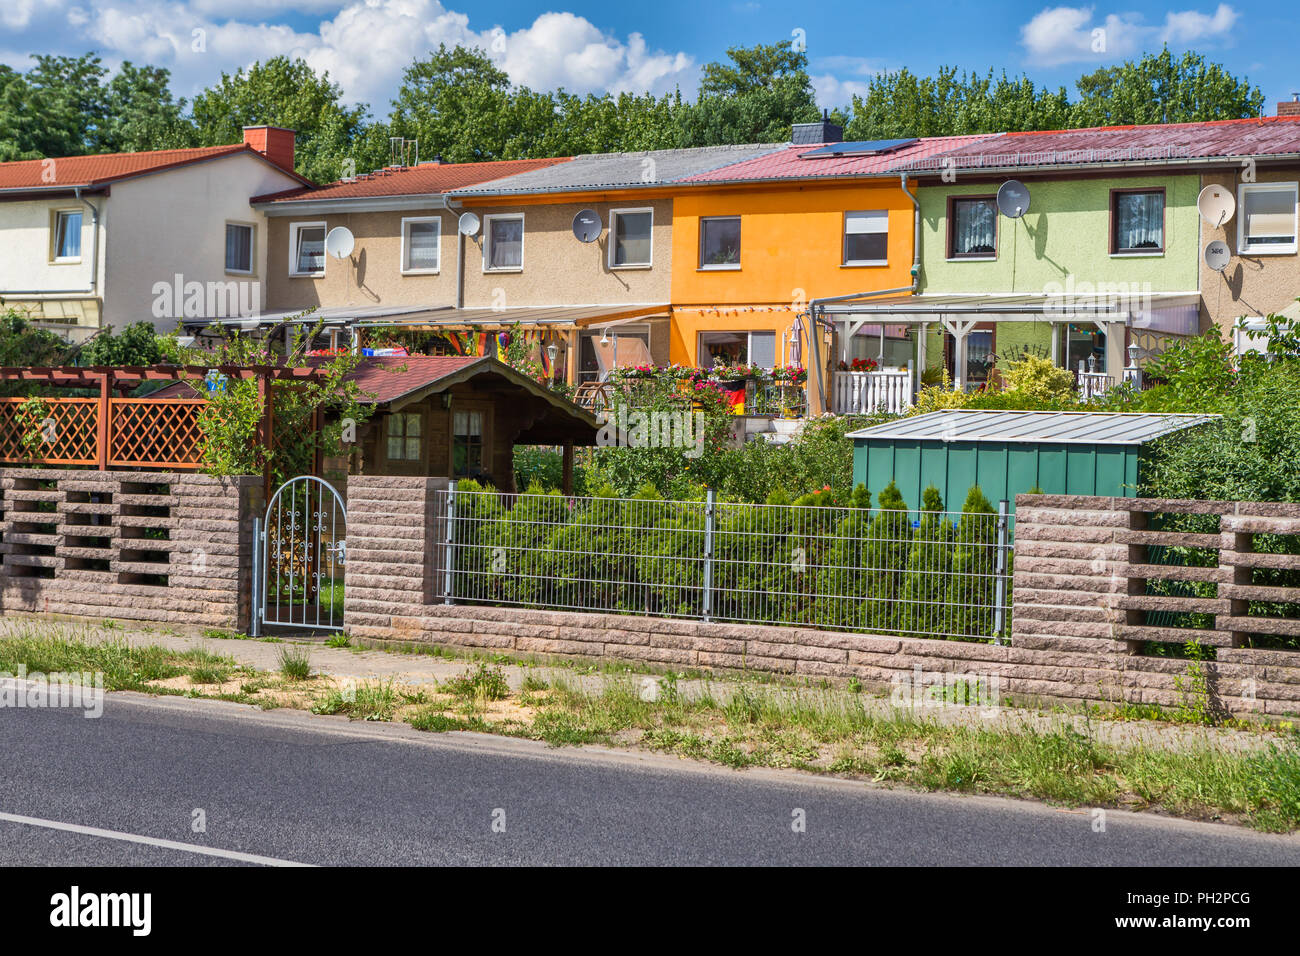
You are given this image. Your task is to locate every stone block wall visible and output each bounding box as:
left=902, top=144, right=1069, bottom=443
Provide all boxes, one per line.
left=341, top=481, right=1300, bottom=718
left=0, top=468, right=262, bottom=630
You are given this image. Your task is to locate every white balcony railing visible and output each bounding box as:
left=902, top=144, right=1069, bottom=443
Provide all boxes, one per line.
left=832, top=363, right=913, bottom=415
left=1077, top=371, right=1113, bottom=400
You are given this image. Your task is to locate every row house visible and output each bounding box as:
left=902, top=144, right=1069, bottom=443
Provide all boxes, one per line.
left=0, top=127, right=307, bottom=340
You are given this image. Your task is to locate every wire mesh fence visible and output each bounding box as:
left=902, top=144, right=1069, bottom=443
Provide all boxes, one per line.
left=438, top=487, right=1013, bottom=643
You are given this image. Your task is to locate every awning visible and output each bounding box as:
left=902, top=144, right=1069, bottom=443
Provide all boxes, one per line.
left=182, top=303, right=670, bottom=333
left=821, top=292, right=1201, bottom=335
left=350, top=303, right=669, bottom=331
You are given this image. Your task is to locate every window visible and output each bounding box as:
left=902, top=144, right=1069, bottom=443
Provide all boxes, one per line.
left=609, top=208, right=653, bottom=267
left=289, top=222, right=326, bottom=276
left=386, top=412, right=421, bottom=461
left=401, top=217, right=441, bottom=273
left=452, top=410, right=483, bottom=476
left=1239, top=182, right=1298, bottom=255
left=53, top=210, right=82, bottom=261
left=843, top=210, right=888, bottom=265
left=948, top=197, right=996, bottom=258
left=484, top=215, right=523, bottom=271
left=225, top=223, right=253, bottom=274
left=698, top=330, right=776, bottom=369
left=1111, top=189, right=1164, bottom=254
left=699, top=216, right=741, bottom=268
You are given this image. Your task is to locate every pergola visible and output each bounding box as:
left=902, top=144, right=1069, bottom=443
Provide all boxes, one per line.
left=0, top=365, right=327, bottom=497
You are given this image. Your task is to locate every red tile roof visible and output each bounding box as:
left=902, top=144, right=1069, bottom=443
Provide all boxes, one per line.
left=0, top=144, right=268, bottom=190
left=898, top=115, right=1300, bottom=172
left=327, top=355, right=483, bottom=404
left=252, top=156, right=573, bottom=204
left=677, top=135, right=997, bottom=183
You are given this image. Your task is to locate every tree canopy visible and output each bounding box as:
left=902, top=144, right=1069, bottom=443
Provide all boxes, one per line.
left=0, top=41, right=1269, bottom=180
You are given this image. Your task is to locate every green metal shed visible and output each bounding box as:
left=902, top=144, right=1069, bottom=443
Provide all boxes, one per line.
left=847, top=410, right=1218, bottom=514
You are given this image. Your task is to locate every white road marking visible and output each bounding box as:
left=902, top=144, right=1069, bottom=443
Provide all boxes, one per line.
left=0, top=811, right=313, bottom=867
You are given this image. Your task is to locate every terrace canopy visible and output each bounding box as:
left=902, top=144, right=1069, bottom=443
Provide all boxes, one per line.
left=816, top=291, right=1201, bottom=390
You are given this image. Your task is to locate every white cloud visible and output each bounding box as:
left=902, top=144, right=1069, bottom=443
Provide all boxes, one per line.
left=44, top=0, right=695, bottom=108
left=1160, top=3, right=1237, bottom=43
left=1020, top=5, right=1239, bottom=66
left=811, top=73, right=872, bottom=107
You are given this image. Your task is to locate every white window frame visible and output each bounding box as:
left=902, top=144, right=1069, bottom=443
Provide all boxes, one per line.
left=483, top=213, right=524, bottom=273
left=51, top=209, right=83, bottom=263
left=843, top=209, right=889, bottom=267
left=1238, top=182, right=1299, bottom=256
left=400, top=216, right=442, bottom=275
left=608, top=207, right=654, bottom=269
left=697, top=329, right=777, bottom=369
left=225, top=221, right=255, bottom=276
left=698, top=215, right=741, bottom=270
left=288, top=220, right=327, bottom=277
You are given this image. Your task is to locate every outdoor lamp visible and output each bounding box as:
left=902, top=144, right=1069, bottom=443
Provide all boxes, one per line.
left=440, top=392, right=453, bottom=410
left=546, top=343, right=558, bottom=364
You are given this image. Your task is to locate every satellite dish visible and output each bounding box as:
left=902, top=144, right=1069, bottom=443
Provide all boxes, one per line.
left=996, top=180, right=1031, bottom=218
left=1197, top=185, right=1236, bottom=227
left=572, top=208, right=603, bottom=243
left=457, top=212, right=480, bottom=237
left=1204, top=240, right=1231, bottom=273
left=324, top=226, right=355, bottom=260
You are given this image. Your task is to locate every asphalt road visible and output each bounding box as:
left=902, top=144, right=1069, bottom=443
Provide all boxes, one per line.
left=1, top=690, right=1297, bottom=866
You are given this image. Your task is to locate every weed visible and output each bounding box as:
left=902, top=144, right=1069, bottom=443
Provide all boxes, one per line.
left=278, top=645, right=312, bottom=681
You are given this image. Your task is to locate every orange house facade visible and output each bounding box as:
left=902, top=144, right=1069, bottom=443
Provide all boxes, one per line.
left=669, top=179, right=920, bottom=368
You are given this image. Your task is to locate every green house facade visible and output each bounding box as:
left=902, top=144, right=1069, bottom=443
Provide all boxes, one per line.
left=848, top=410, right=1217, bottom=514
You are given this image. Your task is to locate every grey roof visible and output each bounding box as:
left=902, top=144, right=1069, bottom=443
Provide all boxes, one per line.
left=846, top=410, right=1220, bottom=445
left=445, top=143, right=787, bottom=196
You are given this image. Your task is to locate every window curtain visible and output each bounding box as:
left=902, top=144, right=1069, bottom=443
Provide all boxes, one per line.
left=1116, top=193, right=1163, bottom=250
left=954, top=201, right=994, bottom=254
left=226, top=225, right=251, bottom=271
left=489, top=219, right=522, bottom=268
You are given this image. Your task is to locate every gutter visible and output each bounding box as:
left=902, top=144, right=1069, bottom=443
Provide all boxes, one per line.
left=897, top=151, right=1300, bottom=180
left=253, top=195, right=448, bottom=216
left=800, top=172, right=923, bottom=413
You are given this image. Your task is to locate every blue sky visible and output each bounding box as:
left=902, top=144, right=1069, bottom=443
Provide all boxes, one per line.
left=2, top=1, right=1294, bottom=117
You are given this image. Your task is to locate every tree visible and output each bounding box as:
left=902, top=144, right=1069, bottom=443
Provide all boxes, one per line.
left=190, top=57, right=371, bottom=182
left=99, top=63, right=195, bottom=153
left=678, top=41, right=820, bottom=146
left=846, top=66, right=1072, bottom=139
left=0, top=309, right=72, bottom=394
left=387, top=45, right=516, bottom=163
left=1071, top=49, right=1265, bottom=127
left=76, top=322, right=165, bottom=366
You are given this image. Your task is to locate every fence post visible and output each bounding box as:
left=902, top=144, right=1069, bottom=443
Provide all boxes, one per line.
left=250, top=515, right=262, bottom=638
left=992, top=498, right=1010, bottom=645
left=701, top=486, right=715, bottom=622
left=443, top=480, right=457, bottom=605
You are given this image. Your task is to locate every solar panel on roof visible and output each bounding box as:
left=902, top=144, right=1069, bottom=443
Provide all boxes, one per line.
left=799, top=139, right=919, bottom=158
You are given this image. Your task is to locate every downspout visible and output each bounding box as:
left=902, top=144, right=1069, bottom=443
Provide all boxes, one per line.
left=75, top=187, right=102, bottom=298
left=446, top=199, right=465, bottom=309
left=800, top=172, right=922, bottom=413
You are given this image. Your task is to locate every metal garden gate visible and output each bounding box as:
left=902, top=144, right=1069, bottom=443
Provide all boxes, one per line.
left=252, top=475, right=346, bottom=634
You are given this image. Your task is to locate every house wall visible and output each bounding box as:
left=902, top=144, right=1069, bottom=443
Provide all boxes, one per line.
left=457, top=197, right=673, bottom=309
left=104, top=152, right=301, bottom=332
left=263, top=207, right=456, bottom=312
left=1198, top=166, right=1300, bottom=338
left=670, top=181, right=918, bottom=366
left=0, top=194, right=108, bottom=336
left=918, top=175, right=1201, bottom=295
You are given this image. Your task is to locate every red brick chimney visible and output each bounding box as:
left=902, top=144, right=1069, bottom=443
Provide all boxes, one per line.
left=243, top=126, right=296, bottom=173
left=1279, top=95, right=1300, bottom=117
